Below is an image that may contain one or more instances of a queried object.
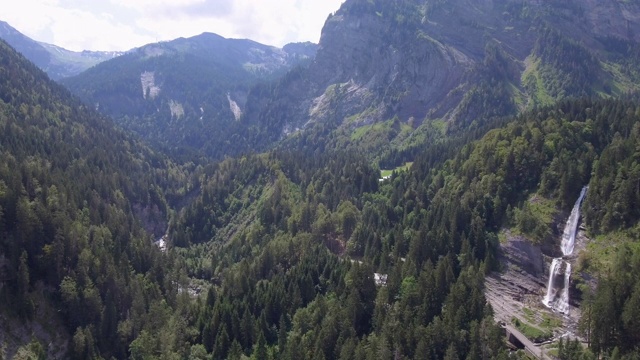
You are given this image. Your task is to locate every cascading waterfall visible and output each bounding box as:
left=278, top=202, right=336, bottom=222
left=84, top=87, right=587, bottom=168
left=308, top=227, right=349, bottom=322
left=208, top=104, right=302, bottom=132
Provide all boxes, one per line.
left=542, top=186, right=588, bottom=314
left=556, top=263, right=572, bottom=314
left=543, top=258, right=562, bottom=307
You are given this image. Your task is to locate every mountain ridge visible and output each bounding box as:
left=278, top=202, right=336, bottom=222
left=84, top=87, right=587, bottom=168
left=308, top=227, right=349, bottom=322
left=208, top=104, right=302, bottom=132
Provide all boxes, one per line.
left=0, top=20, right=122, bottom=79
left=56, top=0, right=640, bottom=163
left=241, top=0, right=640, bottom=165
left=61, top=32, right=318, bottom=160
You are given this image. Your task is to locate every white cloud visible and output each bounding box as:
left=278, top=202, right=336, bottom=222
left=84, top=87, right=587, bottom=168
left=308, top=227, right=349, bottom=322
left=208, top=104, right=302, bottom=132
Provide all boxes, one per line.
left=132, top=0, right=344, bottom=46
left=1, top=0, right=345, bottom=51
left=2, top=0, right=58, bottom=42
left=48, top=10, right=155, bottom=51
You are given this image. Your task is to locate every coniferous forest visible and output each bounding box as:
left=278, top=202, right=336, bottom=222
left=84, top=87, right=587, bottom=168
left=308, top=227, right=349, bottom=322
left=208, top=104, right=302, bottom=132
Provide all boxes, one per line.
left=2, top=0, right=640, bottom=359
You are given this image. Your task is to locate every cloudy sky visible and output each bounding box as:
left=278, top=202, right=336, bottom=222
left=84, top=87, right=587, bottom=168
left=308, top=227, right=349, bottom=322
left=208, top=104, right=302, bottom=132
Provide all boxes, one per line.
left=2, top=0, right=345, bottom=51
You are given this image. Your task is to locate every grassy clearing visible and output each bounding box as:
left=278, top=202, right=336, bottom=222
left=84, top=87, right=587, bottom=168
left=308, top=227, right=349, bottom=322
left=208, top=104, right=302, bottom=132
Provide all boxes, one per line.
left=522, top=57, right=554, bottom=107
left=522, top=307, right=536, bottom=323
left=602, top=61, right=640, bottom=96
left=521, top=306, right=562, bottom=332
left=581, top=229, right=640, bottom=274
left=540, top=313, right=562, bottom=329
left=351, top=118, right=411, bottom=143
left=512, top=317, right=553, bottom=343
left=380, top=162, right=413, bottom=178
left=510, top=194, right=558, bottom=244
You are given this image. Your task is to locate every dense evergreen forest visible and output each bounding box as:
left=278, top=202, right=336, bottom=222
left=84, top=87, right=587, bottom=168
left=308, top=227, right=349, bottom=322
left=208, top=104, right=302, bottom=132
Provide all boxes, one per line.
left=0, top=39, right=192, bottom=359
left=1, top=1, right=640, bottom=359
left=165, top=97, right=640, bottom=360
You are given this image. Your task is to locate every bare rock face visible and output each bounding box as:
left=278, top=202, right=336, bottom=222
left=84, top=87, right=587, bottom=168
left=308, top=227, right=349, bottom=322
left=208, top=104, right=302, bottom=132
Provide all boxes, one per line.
left=503, top=233, right=546, bottom=279
left=581, top=0, right=640, bottom=42
left=271, top=0, right=477, bottom=133
left=496, top=231, right=547, bottom=297
left=253, top=0, right=640, bottom=141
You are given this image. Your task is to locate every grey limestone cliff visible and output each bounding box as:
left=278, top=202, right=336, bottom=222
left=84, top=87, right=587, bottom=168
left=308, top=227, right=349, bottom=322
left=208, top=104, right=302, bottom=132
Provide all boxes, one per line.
left=248, top=0, right=640, bottom=140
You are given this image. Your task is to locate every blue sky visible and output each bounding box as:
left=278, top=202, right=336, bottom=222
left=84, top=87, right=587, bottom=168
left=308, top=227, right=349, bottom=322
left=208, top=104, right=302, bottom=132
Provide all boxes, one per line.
left=2, top=0, right=345, bottom=51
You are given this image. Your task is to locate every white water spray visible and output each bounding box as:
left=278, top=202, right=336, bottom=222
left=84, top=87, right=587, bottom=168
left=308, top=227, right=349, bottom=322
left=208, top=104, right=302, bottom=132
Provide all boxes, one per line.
left=543, top=258, right=561, bottom=307
left=543, top=187, right=588, bottom=314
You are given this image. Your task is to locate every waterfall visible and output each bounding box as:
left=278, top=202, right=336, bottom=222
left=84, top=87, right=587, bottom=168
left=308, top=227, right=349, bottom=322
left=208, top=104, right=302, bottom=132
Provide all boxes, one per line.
left=556, top=263, right=572, bottom=314
left=542, top=258, right=562, bottom=307
left=543, top=186, right=588, bottom=314
left=560, top=187, right=588, bottom=256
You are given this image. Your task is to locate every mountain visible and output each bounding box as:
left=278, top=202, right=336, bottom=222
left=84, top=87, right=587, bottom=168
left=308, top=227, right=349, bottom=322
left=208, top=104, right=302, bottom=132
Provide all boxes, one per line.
left=241, top=0, right=640, bottom=166
left=61, top=33, right=318, bottom=159
left=0, top=20, right=122, bottom=79
left=161, top=1, right=640, bottom=358
left=36, top=42, right=123, bottom=79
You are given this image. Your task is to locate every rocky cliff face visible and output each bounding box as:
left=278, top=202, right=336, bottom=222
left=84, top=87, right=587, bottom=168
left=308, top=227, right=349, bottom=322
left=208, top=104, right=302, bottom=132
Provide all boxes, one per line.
left=576, top=0, right=640, bottom=42
left=314, top=6, right=473, bottom=122
left=247, top=0, right=640, bottom=147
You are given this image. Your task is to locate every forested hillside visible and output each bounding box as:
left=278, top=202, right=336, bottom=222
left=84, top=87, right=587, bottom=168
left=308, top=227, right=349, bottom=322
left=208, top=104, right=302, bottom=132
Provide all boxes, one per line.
left=162, top=97, right=640, bottom=359
left=0, top=39, right=191, bottom=359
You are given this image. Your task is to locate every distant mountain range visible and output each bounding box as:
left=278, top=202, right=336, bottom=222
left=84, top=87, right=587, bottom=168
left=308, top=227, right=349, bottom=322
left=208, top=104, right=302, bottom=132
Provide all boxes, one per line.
left=46, top=0, right=640, bottom=165
left=0, top=20, right=122, bottom=79
left=60, top=32, right=318, bottom=159
left=4, top=0, right=640, bottom=165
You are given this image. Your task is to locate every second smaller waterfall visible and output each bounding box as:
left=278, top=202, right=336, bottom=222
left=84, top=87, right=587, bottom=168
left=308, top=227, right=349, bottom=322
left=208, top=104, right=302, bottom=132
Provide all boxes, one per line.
left=543, top=258, right=562, bottom=307
left=556, top=263, right=572, bottom=314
